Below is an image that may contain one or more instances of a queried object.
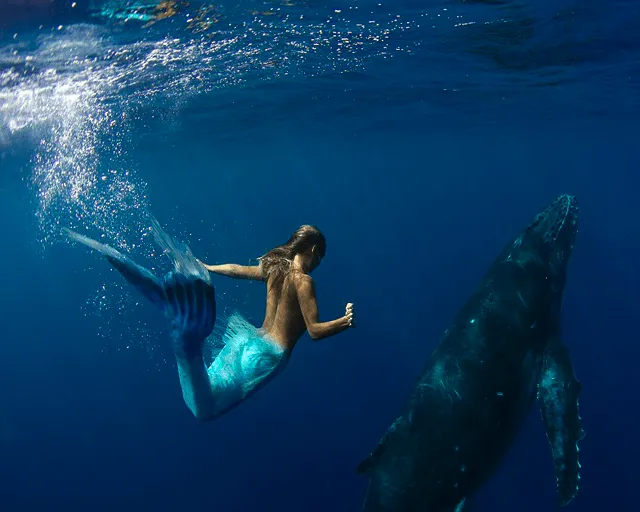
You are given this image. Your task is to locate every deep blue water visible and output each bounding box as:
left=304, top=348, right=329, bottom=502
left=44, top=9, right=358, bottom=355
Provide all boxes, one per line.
left=1, top=0, right=639, bottom=510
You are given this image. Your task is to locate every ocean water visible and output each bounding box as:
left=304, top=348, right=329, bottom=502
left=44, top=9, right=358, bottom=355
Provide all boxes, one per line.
left=0, top=0, right=638, bottom=510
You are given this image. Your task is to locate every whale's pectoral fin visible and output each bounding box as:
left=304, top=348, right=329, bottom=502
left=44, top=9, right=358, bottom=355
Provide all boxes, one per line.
left=451, top=497, right=472, bottom=512
left=65, top=229, right=167, bottom=308
left=538, top=336, right=584, bottom=507
left=356, top=417, right=406, bottom=475
left=356, top=445, right=383, bottom=475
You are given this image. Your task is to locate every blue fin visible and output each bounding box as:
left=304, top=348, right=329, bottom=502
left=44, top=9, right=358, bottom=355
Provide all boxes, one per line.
left=163, top=270, right=216, bottom=358
left=538, top=337, right=584, bottom=507
left=65, top=224, right=216, bottom=358
left=64, top=229, right=166, bottom=309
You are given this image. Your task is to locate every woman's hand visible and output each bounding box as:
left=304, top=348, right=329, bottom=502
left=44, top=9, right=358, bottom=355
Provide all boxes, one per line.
left=345, top=302, right=355, bottom=327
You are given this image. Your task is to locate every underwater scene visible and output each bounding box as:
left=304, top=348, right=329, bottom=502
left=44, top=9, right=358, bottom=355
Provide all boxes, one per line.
left=1, top=0, right=639, bottom=511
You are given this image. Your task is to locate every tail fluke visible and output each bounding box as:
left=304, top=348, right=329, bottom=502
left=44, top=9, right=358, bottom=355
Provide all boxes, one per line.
left=64, top=228, right=167, bottom=309
left=164, top=271, right=216, bottom=358
left=65, top=224, right=217, bottom=358
left=150, top=216, right=211, bottom=285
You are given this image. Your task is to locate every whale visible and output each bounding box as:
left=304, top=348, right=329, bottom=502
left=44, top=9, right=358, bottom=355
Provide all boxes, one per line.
left=358, top=194, right=584, bottom=511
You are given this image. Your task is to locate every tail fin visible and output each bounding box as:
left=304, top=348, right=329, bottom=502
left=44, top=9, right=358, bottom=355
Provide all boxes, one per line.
left=164, top=271, right=216, bottom=357
left=65, top=223, right=217, bottom=357
left=149, top=216, right=211, bottom=285
left=64, top=228, right=166, bottom=309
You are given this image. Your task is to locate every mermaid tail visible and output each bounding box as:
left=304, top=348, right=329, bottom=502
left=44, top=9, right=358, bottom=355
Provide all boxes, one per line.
left=64, top=223, right=216, bottom=358
left=164, top=270, right=216, bottom=357
left=64, top=229, right=167, bottom=308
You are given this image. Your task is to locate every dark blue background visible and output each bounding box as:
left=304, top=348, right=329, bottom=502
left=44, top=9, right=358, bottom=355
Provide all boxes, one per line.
left=1, top=1, right=639, bottom=511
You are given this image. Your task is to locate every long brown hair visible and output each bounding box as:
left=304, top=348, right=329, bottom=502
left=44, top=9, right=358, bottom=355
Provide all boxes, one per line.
left=258, top=225, right=326, bottom=290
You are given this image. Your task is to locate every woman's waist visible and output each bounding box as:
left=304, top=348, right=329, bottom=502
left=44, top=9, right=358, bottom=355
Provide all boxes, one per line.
left=256, top=327, right=298, bottom=352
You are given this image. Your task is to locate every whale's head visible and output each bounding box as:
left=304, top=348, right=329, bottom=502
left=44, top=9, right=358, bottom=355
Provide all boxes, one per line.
left=519, top=194, right=579, bottom=283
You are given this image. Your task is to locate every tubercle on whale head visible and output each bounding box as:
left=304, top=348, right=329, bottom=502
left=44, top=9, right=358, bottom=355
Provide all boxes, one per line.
left=520, top=194, right=579, bottom=275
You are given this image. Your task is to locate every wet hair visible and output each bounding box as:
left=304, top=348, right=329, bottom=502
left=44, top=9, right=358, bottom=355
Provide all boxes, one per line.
left=258, top=224, right=326, bottom=290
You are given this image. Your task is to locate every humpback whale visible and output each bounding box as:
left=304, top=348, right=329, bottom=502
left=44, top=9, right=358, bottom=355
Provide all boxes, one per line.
left=358, top=194, right=584, bottom=511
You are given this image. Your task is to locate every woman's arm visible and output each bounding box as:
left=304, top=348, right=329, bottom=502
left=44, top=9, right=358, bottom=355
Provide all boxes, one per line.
left=295, top=272, right=354, bottom=340
left=199, top=261, right=264, bottom=281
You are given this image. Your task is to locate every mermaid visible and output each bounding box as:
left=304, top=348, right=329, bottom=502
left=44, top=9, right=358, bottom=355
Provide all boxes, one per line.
left=65, top=220, right=355, bottom=421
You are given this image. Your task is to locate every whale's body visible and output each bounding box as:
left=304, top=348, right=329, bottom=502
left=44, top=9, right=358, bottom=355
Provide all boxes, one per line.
left=358, top=195, right=584, bottom=512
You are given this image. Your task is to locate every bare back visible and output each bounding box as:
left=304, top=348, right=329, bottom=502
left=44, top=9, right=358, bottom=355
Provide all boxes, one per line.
left=203, top=258, right=351, bottom=345
left=260, top=270, right=308, bottom=350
